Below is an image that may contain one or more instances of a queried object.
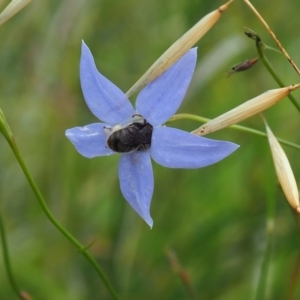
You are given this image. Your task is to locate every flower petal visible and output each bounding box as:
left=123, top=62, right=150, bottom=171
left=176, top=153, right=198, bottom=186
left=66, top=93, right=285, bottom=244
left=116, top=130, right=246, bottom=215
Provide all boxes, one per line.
left=80, top=41, right=135, bottom=124
left=136, top=48, right=197, bottom=126
left=150, top=127, right=239, bottom=168
left=119, top=151, right=154, bottom=227
left=65, top=123, right=114, bottom=158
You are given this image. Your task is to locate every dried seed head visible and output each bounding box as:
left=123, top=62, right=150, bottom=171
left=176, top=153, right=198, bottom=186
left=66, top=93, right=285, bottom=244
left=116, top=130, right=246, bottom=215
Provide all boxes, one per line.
left=126, top=0, right=234, bottom=97
left=226, top=57, right=259, bottom=77
left=192, top=84, right=300, bottom=136
left=265, top=122, right=300, bottom=212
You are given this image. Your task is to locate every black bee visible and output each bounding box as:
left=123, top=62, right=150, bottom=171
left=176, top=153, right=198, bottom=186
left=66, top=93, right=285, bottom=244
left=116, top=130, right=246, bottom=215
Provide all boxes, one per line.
left=106, top=118, right=153, bottom=153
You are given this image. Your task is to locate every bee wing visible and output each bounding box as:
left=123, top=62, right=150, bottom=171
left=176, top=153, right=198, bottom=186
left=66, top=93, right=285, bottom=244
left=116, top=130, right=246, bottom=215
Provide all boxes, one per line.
left=136, top=124, right=153, bottom=144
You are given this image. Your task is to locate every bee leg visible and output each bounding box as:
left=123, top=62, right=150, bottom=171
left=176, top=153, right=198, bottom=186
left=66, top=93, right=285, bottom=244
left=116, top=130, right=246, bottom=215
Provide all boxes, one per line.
left=103, top=125, right=113, bottom=136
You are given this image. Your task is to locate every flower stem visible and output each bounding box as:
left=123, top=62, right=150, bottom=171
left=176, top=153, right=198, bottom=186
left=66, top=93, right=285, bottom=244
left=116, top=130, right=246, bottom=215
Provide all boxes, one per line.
left=258, top=50, right=300, bottom=113
left=254, top=162, right=276, bottom=300
left=244, top=28, right=300, bottom=113
left=286, top=241, right=300, bottom=300
left=254, top=194, right=275, bottom=300
left=0, top=212, right=27, bottom=299
left=168, top=113, right=300, bottom=151
left=243, top=0, right=300, bottom=76
left=0, top=110, right=120, bottom=300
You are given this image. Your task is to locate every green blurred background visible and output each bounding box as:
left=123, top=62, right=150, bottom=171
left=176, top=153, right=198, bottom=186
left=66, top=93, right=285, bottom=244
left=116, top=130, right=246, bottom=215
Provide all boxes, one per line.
left=1, top=0, right=300, bottom=299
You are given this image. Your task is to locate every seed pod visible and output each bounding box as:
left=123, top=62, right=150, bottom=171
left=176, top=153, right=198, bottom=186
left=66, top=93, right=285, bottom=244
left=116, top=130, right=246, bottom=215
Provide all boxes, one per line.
left=265, top=122, right=300, bottom=213
left=193, top=83, right=300, bottom=136
left=126, top=0, right=234, bottom=97
left=0, top=0, right=31, bottom=26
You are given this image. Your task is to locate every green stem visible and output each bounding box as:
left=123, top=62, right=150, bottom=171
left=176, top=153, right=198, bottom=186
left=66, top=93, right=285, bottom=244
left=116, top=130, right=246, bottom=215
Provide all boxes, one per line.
left=0, top=111, right=120, bottom=300
left=0, top=212, right=26, bottom=299
left=251, top=32, right=300, bottom=113
left=254, top=160, right=276, bottom=300
left=286, top=235, right=300, bottom=300
left=254, top=197, right=275, bottom=300
left=167, top=114, right=300, bottom=151
left=254, top=152, right=276, bottom=300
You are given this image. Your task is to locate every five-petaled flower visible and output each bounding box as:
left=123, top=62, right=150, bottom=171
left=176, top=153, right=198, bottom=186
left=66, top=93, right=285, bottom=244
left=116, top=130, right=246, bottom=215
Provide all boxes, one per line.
left=66, top=41, right=239, bottom=228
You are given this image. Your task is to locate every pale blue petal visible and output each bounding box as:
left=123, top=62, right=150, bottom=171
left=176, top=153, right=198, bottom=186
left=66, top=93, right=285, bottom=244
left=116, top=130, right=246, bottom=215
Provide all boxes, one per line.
left=65, top=123, right=114, bottom=158
left=136, top=48, right=197, bottom=126
left=80, top=41, right=135, bottom=124
left=119, top=151, right=154, bottom=227
left=151, top=127, right=239, bottom=168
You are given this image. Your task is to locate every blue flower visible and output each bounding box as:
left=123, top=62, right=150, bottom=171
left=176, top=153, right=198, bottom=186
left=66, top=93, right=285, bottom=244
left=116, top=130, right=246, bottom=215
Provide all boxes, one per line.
left=66, top=41, right=239, bottom=228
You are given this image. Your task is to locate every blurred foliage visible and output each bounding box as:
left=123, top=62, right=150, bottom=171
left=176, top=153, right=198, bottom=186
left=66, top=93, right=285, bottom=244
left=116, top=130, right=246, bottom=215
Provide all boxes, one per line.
left=0, top=0, right=300, bottom=299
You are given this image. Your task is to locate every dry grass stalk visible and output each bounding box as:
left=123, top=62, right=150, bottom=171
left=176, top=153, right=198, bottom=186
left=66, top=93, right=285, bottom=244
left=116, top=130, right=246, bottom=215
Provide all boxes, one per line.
left=244, top=0, right=300, bottom=76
